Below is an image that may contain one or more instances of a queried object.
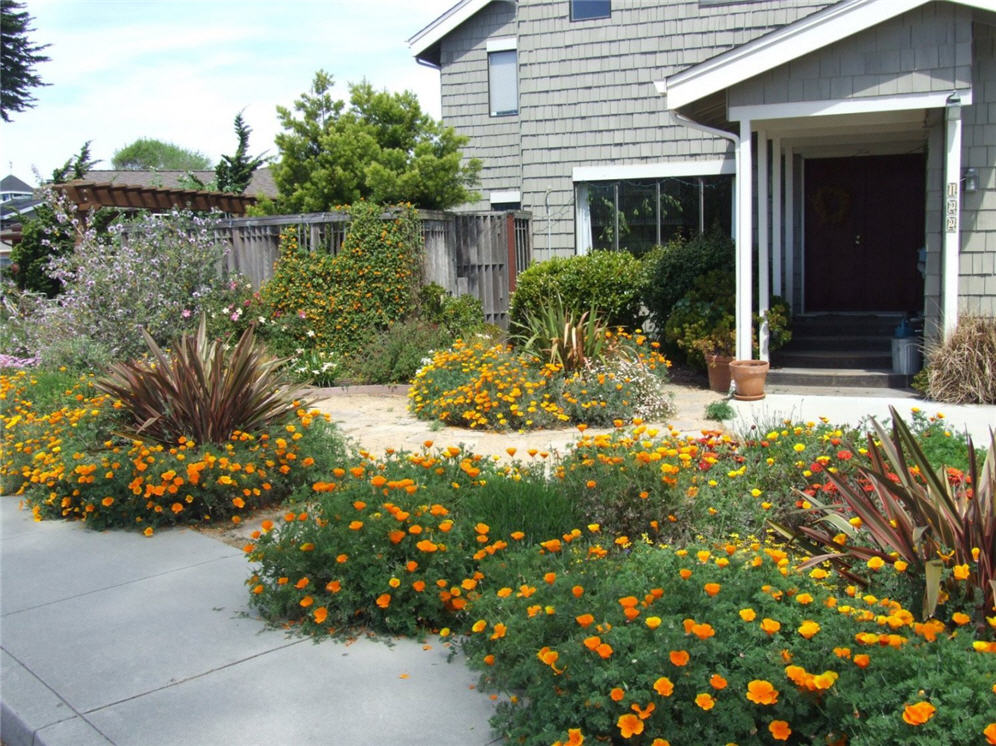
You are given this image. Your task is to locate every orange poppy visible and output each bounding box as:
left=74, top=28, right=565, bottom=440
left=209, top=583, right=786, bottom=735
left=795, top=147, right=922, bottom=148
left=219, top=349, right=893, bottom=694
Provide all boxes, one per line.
left=616, top=713, right=644, bottom=739
left=769, top=720, right=791, bottom=741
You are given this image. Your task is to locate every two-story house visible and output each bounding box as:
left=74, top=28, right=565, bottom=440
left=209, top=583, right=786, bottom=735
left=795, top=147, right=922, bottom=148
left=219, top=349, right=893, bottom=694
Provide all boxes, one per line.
left=409, top=0, right=995, bottom=361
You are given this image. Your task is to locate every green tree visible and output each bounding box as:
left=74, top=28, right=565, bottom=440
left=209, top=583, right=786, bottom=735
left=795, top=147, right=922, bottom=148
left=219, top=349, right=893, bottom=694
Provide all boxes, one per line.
left=215, top=112, right=267, bottom=193
left=111, top=138, right=211, bottom=171
left=0, top=0, right=49, bottom=122
left=271, top=71, right=480, bottom=212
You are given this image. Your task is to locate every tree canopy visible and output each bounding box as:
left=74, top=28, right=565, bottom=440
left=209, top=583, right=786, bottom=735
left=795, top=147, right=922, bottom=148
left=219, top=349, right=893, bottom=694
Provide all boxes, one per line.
left=111, top=138, right=212, bottom=171
left=0, top=0, right=50, bottom=122
left=271, top=71, right=480, bottom=212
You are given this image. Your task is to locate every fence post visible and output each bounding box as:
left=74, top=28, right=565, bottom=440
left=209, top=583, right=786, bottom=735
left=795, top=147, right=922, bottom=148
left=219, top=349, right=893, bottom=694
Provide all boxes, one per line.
left=505, top=212, right=517, bottom=293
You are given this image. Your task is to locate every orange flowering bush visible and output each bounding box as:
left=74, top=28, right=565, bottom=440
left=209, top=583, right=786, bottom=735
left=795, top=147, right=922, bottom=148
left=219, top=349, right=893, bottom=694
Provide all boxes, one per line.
left=1, top=370, right=348, bottom=531
left=408, top=331, right=672, bottom=431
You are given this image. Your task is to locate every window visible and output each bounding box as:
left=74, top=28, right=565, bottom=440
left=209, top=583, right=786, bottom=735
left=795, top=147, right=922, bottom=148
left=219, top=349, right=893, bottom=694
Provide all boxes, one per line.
left=488, top=49, right=517, bottom=116
left=576, top=176, right=733, bottom=256
left=571, top=0, right=610, bottom=21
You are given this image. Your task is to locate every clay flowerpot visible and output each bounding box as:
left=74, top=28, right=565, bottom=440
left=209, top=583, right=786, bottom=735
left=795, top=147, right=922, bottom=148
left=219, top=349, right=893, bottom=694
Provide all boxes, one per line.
left=729, top=359, right=770, bottom=401
left=705, top=353, right=733, bottom=394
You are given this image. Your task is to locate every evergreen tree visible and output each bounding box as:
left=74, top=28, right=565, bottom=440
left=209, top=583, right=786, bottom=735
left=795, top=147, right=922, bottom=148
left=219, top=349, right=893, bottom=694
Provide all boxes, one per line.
left=0, top=0, right=50, bottom=122
left=215, top=112, right=267, bottom=193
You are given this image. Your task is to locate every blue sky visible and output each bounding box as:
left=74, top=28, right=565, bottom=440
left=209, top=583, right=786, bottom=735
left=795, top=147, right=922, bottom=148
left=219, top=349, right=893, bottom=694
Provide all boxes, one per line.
left=3, top=0, right=456, bottom=185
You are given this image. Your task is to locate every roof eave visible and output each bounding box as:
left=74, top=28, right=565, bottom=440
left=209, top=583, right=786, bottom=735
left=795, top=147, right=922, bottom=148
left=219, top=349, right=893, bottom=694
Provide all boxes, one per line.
left=407, top=0, right=497, bottom=61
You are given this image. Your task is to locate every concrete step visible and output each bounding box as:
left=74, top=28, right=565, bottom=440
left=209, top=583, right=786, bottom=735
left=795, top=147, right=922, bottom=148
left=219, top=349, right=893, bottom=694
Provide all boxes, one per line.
left=781, top=335, right=893, bottom=352
left=773, top=349, right=893, bottom=369
left=767, top=366, right=913, bottom=389
left=792, top=313, right=904, bottom=337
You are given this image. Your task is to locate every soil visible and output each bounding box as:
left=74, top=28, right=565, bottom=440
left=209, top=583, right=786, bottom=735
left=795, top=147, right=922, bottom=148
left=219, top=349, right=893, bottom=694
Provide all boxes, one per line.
left=197, top=379, right=722, bottom=549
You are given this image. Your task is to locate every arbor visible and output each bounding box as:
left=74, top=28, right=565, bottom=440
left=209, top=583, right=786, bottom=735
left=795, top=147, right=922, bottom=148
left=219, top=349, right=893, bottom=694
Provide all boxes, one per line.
left=215, top=112, right=267, bottom=193
left=111, top=138, right=211, bottom=171
left=0, top=0, right=49, bottom=122
left=271, top=71, right=480, bottom=212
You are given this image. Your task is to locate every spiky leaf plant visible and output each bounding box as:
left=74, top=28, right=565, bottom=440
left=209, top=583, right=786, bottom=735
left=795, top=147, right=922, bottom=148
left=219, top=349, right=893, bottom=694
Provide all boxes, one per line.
left=771, top=407, right=994, bottom=625
left=513, top=295, right=610, bottom=373
left=95, top=316, right=309, bottom=445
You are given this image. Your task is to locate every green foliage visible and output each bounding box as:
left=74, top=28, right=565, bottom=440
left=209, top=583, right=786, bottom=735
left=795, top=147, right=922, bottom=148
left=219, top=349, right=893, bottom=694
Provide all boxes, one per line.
left=94, top=316, right=307, bottom=446
left=111, top=137, right=211, bottom=171
left=642, top=228, right=734, bottom=333
left=51, top=140, right=99, bottom=184
left=259, top=203, right=422, bottom=358
left=509, top=251, right=645, bottom=333
left=705, top=399, right=735, bottom=421
left=271, top=71, right=481, bottom=212
left=772, top=408, right=995, bottom=624
left=514, top=297, right=609, bottom=373
left=417, top=283, right=485, bottom=337
left=923, top=316, right=996, bottom=404
left=216, top=112, right=267, bottom=193
left=0, top=0, right=49, bottom=122
left=347, top=318, right=455, bottom=385
left=664, top=270, right=792, bottom=368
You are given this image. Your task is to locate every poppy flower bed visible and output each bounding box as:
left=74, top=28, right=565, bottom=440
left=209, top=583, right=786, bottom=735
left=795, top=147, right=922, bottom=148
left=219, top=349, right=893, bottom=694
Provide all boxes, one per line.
left=408, top=331, right=673, bottom=430
left=0, top=369, right=349, bottom=532
left=242, top=419, right=995, bottom=746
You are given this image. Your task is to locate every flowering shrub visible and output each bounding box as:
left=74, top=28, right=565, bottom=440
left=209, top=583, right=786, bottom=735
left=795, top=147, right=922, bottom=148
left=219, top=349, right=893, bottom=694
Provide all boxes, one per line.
left=26, top=192, right=243, bottom=363
left=259, top=202, right=422, bottom=357
left=409, top=331, right=671, bottom=431
left=1, top=370, right=348, bottom=532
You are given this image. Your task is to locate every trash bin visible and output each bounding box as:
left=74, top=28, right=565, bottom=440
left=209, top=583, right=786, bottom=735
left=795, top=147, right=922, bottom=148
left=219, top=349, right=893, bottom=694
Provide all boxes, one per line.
left=891, top=319, right=921, bottom=374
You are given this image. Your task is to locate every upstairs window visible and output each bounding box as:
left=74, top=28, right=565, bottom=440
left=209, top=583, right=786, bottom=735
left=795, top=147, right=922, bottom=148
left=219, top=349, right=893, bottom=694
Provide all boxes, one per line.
left=487, top=39, right=518, bottom=116
left=571, top=0, right=610, bottom=21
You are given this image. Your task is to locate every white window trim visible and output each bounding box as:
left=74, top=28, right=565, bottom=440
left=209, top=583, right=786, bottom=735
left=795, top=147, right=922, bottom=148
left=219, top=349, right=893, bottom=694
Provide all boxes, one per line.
left=572, top=159, right=734, bottom=182
left=486, top=36, right=517, bottom=53
left=489, top=189, right=521, bottom=205
left=729, top=89, right=974, bottom=122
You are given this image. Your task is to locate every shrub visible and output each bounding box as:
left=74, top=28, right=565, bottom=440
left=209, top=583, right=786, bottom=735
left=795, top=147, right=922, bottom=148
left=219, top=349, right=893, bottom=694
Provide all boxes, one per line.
left=26, top=199, right=241, bottom=363
left=348, top=318, right=455, bottom=384
left=923, top=316, right=996, bottom=404
left=559, top=354, right=673, bottom=427
left=94, top=316, right=307, bottom=446
left=509, top=251, right=645, bottom=333
left=418, top=283, right=486, bottom=338
left=705, top=399, right=734, bottom=421
left=260, top=202, right=422, bottom=357
left=513, top=297, right=610, bottom=373
left=642, top=227, right=733, bottom=334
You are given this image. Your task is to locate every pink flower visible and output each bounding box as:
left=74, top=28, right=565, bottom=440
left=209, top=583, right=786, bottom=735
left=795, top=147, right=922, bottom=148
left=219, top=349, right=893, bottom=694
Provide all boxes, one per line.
left=297, top=310, right=307, bottom=319
left=181, top=309, right=192, bottom=318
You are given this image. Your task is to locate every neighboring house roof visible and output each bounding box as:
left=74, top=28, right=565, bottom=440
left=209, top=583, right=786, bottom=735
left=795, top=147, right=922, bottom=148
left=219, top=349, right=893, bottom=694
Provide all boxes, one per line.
left=1, top=174, right=34, bottom=194
left=0, top=196, right=43, bottom=224
left=408, top=0, right=499, bottom=66
left=660, top=0, right=993, bottom=111
left=80, top=166, right=279, bottom=199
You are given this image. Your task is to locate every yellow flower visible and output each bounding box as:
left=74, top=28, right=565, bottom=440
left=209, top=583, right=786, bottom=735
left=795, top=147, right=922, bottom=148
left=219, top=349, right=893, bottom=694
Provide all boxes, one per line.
left=953, top=564, right=970, bottom=580
left=695, top=693, right=715, bottom=710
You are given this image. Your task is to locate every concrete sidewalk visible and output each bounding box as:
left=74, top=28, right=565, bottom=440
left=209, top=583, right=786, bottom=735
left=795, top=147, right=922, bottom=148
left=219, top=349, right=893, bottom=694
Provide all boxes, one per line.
left=0, top=498, right=496, bottom=746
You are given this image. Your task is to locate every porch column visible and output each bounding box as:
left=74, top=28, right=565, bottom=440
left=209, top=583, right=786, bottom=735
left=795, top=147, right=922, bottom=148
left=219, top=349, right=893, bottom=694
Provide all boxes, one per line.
left=785, top=146, right=795, bottom=310
left=758, top=131, right=770, bottom=361
left=736, top=120, right=754, bottom=361
left=943, top=96, right=962, bottom=340
left=772, top=136, right=783, bottom=298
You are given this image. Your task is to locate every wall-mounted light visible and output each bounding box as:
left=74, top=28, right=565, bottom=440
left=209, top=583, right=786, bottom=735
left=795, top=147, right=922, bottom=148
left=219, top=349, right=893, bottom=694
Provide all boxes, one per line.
left=963, top=167, right=978, bottom=193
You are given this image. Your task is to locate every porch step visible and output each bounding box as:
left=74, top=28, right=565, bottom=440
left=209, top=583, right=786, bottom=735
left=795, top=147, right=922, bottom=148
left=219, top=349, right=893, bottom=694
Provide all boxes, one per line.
left=791, top=313, right=905, bottom=337
left=786, top=335, right=892, bottom=352
left=767, top=366, right=912, bottom=389
left=773, top=348, right=893, bottom=369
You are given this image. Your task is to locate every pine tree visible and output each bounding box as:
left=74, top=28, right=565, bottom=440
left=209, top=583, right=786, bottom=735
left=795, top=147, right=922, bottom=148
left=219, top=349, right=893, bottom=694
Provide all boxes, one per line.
left=215, top=112, right=267, bottom=193
left=0, top=0, right=50, bottom=122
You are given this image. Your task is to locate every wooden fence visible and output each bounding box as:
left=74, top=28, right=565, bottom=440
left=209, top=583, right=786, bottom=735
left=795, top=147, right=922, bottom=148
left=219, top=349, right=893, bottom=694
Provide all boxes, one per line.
left=216, top=210, right=532, bottom=326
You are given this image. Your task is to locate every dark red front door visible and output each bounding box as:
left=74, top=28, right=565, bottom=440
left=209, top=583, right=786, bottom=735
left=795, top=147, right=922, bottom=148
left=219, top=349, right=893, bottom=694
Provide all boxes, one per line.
left=804, top=154, right=925, bottom=312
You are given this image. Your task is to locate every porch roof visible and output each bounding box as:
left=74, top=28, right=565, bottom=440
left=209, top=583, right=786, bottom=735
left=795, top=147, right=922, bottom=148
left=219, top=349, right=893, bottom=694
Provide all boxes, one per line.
left=54, top=181, right=256, bottom=215
left=657, top=0, right=992, bottom=115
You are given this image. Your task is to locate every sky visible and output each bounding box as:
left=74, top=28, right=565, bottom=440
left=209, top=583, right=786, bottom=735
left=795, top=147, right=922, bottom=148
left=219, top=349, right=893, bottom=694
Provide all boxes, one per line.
left=2, top=0, right=457, bottom=185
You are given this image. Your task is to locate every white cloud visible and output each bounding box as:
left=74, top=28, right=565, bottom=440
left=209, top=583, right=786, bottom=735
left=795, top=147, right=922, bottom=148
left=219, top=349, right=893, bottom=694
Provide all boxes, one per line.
left=3, top=0, right=454, bottom=184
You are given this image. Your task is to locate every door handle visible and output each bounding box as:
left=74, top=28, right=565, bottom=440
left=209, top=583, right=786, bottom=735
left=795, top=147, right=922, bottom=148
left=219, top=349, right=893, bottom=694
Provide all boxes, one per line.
left=854, top=234, right=861, bottom=246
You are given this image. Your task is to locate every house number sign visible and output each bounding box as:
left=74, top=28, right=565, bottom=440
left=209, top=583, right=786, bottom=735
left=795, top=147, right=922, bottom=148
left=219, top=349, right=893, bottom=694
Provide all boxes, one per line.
left=946, top=182, right=959, bottom=234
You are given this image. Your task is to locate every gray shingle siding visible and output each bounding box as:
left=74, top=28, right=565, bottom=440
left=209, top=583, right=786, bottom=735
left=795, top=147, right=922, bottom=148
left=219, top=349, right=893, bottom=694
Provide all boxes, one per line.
left=436, top=0, right=832, bottom=254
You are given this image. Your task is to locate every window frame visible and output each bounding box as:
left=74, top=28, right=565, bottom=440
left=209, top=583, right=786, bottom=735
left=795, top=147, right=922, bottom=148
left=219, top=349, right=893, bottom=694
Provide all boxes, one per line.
left=486, top=38, right=518, bottom=117
left=570, top=0, right=610, bottom=22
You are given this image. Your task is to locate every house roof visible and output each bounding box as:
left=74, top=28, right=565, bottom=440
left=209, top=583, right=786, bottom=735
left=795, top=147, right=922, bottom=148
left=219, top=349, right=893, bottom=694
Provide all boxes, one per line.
left=0, top=195, right=43, bottom=223
left=408, top=0, right=498, bottom=66
left=659, top=0, right=994, bottom=111
left=80, top=167, right=279, bottom=199
left=1, top=174, right=34, bottom=194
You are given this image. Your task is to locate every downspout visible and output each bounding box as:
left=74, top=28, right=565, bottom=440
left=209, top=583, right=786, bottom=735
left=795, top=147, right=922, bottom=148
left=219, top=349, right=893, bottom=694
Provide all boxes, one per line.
left=673, top=112, right=751, bottom=363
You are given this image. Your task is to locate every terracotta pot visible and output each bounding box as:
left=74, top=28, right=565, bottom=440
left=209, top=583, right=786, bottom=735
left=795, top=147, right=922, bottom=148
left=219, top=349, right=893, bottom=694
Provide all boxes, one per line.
left=705, top=353, right=733, bottom=394
left=729, top=359, right=770, bottom=401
